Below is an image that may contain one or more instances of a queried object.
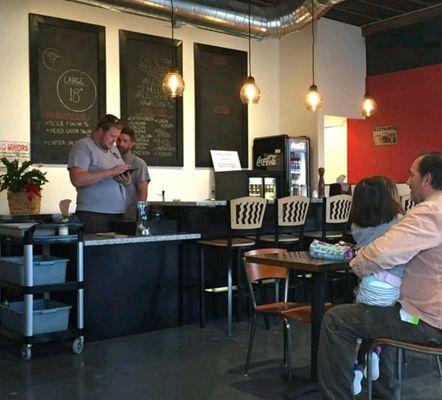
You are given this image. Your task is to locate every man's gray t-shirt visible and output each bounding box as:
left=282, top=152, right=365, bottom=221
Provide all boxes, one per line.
left=122, top=153, right=150, bottom=214
left=68, top=137, right=126, bottom=214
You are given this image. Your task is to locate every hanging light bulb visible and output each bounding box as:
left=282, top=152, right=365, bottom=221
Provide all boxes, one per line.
left=305, top=0, right=323, bottom=111
left=162, top=0, right=185, bottom=98
left=240, top=0, right=261, bottom=104
left=304, top=84, right=323, bottom=111
left=162, top=67, right=185, bottom=97
left=240, top=76, right=261, bottom=104
left=360, top=92, right=377, bottom=117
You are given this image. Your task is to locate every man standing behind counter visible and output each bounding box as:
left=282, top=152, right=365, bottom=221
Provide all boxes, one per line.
left=116, top=127, right=150, bottom=219
left=68, top=114, right=130, bottom=233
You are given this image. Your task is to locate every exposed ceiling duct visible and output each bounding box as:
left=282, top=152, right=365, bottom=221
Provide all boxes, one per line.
left=66, top=0, right=345, bottom=39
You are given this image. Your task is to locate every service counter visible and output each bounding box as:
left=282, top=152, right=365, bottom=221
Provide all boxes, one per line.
left=0, top=223, right=200, bottom=341
left=148, top=198, right=323, bottom=240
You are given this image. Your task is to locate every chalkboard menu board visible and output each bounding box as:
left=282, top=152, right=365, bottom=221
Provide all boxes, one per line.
left=194, top=44, right=248, bottom=168
left=120, top=30, right=183, bottom=167
left=29, top=14, right=106, bottom=164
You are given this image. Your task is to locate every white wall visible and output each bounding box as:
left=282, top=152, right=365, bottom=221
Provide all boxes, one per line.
left=0, top=0, right=280, bottom=213
left=316, top=18, right=366, bottom=171
left=324, top=116, right=347, bottom=184
left=279, top=17, right=365, bottom=189
left=0, top=0, right=364, bottom=214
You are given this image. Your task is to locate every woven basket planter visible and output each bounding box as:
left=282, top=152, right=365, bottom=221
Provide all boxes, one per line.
left=7, top=191, right=41, bottom=215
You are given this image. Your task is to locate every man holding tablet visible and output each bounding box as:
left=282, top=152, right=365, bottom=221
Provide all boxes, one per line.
left=68, top=114, right=130, bottom=233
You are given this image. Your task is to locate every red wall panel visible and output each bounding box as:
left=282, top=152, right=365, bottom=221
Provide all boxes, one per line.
left=347, top=63, right=442, bottom=183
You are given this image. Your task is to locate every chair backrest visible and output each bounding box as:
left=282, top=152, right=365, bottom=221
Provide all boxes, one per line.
left=325, top=194, right=352, bottom=224
left=244, top=248, right=289, bottom=307
left=400, top=194, right=415, bottom=212
left=244, top=248, right=288, bottom=283
left=277, top=195, right=310, bottom=227
left=230, top=196, right=267, bottom=230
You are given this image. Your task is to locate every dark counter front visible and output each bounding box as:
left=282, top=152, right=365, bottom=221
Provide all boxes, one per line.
left=58, top=234, right=200, bottom=341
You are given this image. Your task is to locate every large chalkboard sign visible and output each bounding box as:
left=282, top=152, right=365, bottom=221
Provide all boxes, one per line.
left=194, top=44, right=248, bottom=168
left=29, top=14, right=106, bottom=164
left=120, top=30, right=183, bottom=167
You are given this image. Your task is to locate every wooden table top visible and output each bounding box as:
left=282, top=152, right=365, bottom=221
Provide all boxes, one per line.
left=245, top=251, right=349, bottom=273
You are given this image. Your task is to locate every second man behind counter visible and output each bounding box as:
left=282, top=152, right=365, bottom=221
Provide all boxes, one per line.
left=117, top=127, right=151, bottom=219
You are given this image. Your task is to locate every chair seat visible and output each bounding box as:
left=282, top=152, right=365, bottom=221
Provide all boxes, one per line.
left=258, top=233, right=301, bottom=243
left=372, top=338, right=442, bottom=355
left=304, top=230, right=344, bottom=239
left=198, top=237, right=255, bottom=248
left=256, top=302, right=333, bottom=322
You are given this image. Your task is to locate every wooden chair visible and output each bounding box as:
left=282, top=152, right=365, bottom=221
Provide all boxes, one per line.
left=243, top=248, right=332, bottom=380
left=304, top=194, right=352, bottom=242
left=400, top=194, right=415, bottom=212
left=367, top=338, right=442, bottom=400
left=198, top=196, right=267, bottom=337
left=258, top=196, right=310, bottom=248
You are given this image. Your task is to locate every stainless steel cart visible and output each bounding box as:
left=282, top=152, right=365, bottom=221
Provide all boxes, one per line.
left=0, top=222, right=84, bottom=360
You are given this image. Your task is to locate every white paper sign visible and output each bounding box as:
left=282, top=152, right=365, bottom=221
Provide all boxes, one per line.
left=210, top=150, right=241, bottom=172
left=0, top=141, right=30, bottom=162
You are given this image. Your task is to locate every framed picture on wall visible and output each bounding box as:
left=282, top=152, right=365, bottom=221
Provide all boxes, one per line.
left=194, top=43, right=248, bottom=168
left=29, top=14, right=106, bottom=164
left=120, top=30, right=183, bottom=167
left=373, top=125, right=398, bottom=146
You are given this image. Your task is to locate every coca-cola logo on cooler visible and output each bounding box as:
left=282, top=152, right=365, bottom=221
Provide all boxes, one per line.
left=256, top=154, right=277, bottom=167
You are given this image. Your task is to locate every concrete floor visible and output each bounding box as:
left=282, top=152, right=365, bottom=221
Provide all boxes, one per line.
left=0, top=320, right=441, bottom=400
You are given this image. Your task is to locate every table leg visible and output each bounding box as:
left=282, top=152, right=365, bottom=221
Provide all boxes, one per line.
left=310, top=271, right=326, bottom=382
left=227, top=247, right=233, bottom=337
left=282, top=271, right=326, bottom=400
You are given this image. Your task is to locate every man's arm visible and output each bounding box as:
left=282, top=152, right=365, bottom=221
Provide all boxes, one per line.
left=69, top=164, right=129, bottom=188
left=137, top=181, right=148, bottom=201
left=350, top=204, right=441, bottom=277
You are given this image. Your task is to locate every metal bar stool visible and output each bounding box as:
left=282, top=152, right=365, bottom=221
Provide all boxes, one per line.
left=367, top=338, right=442, bottom=400
left=198, top=196, right=267, bottom=337
left=304, top=194, right=352, bottom=242
left=258, top=195, right=310, bottom=249
left=400, top=194, right=415, bottom=212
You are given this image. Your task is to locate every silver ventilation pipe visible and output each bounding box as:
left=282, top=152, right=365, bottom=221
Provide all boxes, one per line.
left=66, top=0, right=345, bottom=39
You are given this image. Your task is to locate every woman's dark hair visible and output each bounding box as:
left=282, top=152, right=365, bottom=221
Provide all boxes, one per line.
left=349, top=176, right=403, bottom=227
left=96, top=114, right=122, bottom=132
left=418, top=152, right=442, bottom=190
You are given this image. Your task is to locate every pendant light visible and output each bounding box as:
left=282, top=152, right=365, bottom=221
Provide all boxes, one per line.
left=240, top=0, right=261, bottom=104
left=360, top=92, right=377, bottom=117
left=304, top=0, right=323, bottom=111
left=162, top=0, right=185, bottom=98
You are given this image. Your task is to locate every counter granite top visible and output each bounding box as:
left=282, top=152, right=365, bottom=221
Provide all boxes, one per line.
left=148, top=198, right=323, bottom=207
left=84, top=232, right=201, bottom=246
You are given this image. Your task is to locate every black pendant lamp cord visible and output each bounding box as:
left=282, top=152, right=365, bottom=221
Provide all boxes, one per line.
left=311, top=0, right=315, bottom=85
left=248, top=0, right=252, bottom=77
left=171, top=0, right=175, bottom=67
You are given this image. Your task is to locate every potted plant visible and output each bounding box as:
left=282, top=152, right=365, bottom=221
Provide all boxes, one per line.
left=0, top=158, right=48, bottom=215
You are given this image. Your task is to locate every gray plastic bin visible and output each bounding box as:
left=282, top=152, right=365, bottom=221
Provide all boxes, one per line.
left=0, top=299, right=71, bottom=335
left=0, top=256, right=68, bottom=285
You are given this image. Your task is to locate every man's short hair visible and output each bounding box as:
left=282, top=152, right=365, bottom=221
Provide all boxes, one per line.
left=418, top=152, right=442, bottom=190
left=96, top=114, right=122, bottom=132
left=121, top=127, right=136, bottom=142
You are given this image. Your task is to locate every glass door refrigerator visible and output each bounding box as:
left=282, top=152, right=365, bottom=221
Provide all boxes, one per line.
left=253, top=134, right=310, bottom=197
left=215, top=170, right=282, bottom=200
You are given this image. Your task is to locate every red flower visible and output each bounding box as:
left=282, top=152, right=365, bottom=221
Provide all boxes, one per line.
left=24, top=183, right=41, bottom=200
